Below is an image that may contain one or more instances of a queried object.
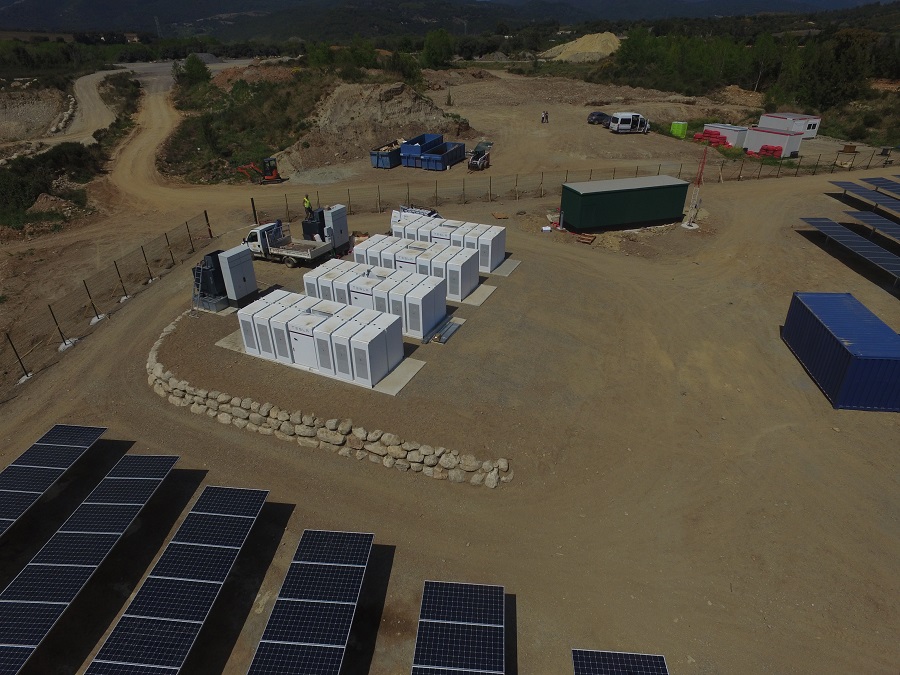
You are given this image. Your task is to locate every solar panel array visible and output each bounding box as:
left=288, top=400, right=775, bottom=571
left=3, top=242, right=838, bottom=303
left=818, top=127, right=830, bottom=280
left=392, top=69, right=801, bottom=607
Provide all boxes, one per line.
left=411, top=581, right=505, bottom=675
left=572, top=649, right=669, bottom=675
left=0, top=454, right=177, bottom=675
left=0, top=424, right=106, bottom=538
left=248, top=529, right=374, bottom=675
left=801, top=217, right=900, bottom=282
left=831, top=181, right=900, bottom=214
left=861, top=176, right=900, bottom=196
left=846, top=210, right=900, bottom=243
left=86, top=486, right=267, bottom=674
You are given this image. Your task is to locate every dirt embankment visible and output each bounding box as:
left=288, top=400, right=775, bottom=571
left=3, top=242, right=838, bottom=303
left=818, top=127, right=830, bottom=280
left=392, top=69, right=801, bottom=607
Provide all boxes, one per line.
left=540, top=32, right=621, bottom=62
left=280, top=81, right=478, bottom=171
left=0, top=88, right=65, bottom=142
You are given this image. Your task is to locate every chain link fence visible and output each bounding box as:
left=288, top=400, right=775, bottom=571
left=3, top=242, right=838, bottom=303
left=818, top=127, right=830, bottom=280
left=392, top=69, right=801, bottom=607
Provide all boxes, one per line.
left=248, top=149, right=891, bottom=223
left=0, top=211, right=214, bottom=404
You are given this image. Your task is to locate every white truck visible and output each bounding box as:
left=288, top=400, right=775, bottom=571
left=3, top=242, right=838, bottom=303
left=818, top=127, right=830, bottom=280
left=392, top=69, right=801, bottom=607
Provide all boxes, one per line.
left=243, top=205, right=351, bottom=268
left=609, top=112, right=650, bottom=134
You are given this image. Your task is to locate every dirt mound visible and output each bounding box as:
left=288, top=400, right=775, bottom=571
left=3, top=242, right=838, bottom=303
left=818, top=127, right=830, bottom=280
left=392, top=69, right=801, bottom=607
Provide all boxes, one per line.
left=211, top=64, right=296, bottom=91
left=27, top=193, right=76, bottom=216
left=0, top=89, right=65, bottom=142
left=422, top=68, right=498, bottom=91
left=712, top=85, right=765, bottom=108
left=282, top=82, right=478, bottom=170
left=540, top=32, right=620, bottom=63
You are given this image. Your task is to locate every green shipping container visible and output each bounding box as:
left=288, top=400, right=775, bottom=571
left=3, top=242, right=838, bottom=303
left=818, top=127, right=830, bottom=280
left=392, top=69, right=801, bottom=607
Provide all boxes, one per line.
left=671, top=121, right=687, bottom=138
left=560, top=176, right=690, bottom=231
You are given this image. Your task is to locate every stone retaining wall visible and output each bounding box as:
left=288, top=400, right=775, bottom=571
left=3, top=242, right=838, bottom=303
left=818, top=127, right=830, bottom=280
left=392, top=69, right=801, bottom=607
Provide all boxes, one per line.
left=146, top=313, right=513, bottom=488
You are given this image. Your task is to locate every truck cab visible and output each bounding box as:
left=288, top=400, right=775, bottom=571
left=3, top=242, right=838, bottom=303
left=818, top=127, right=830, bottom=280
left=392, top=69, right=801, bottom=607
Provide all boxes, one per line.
left=244, top=221, right=289, bottom=257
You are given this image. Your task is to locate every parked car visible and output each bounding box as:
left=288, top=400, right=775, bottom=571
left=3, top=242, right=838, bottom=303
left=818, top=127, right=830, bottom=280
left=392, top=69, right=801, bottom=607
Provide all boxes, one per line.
left=587, top=111, right=611, bottom=127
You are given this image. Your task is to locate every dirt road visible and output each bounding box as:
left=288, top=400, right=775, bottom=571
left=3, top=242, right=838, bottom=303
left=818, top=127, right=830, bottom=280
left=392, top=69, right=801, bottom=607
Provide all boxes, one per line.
left=0, top=68, right=898, bottom=674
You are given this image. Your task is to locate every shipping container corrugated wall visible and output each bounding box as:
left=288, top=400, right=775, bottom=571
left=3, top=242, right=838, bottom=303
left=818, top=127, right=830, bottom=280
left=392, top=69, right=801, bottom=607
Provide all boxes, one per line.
left=782, top=292, right=900, bottom=412
left=560, top=176, right=689, bottom=231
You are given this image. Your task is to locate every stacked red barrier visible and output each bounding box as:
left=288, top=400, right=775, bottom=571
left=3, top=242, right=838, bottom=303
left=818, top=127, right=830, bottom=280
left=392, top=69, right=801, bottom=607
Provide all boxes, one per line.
left=692, top=129, right=733, bottom=149
left=746, top=144, right=783, bottom=159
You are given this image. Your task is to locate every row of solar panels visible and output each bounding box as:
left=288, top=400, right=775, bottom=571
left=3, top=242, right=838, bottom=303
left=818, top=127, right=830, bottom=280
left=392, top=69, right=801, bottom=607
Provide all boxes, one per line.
left=802, top=180, right=900, bottom=286
left=0, top=425, right=669, bottom=675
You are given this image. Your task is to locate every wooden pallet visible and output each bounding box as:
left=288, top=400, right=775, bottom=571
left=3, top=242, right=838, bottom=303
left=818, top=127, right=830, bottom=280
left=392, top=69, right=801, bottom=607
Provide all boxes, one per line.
left=575, top=234, right=596, bottom=245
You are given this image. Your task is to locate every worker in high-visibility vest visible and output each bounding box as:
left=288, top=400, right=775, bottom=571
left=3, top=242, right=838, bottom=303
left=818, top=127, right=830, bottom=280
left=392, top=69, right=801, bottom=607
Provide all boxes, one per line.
left=303, top=194, right=312, bottom=218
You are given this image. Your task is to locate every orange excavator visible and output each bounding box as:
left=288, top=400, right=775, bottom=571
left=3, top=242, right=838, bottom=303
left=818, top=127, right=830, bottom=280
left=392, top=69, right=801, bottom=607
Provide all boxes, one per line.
left=236, top=157, right=288, bottom=185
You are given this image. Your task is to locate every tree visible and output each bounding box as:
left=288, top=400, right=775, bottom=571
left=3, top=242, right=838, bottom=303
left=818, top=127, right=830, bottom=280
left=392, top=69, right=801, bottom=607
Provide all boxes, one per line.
left=421, top=29, right=453, bottom=69
left=173, top=53, right=211, bottom=87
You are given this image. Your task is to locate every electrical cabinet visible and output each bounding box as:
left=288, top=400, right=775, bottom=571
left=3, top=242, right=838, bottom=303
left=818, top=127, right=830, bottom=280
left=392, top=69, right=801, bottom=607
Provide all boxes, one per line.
left=351, top=308, right=381, bottom=326
left=415, top=245, right=446, bottom=276
left=396, top=243, right=431, bottom=272
left=237, top=298, right=272, bottom=357
left=389, top=270, right=412, bottom=283
left=430, top=225, right=456, bottom=244
left=335, top=305, right=364, bottom=322
left=316, top=268, right=349, bottom=302
left=404, top=281, right=432, bottom=340
left=381, top=241, right=408, bottom=269
left=291, top=295, right=320, bottom=314
left=311, top=299, right=344, bottom=318
left=450, top=224, right=475, bottom=248
left=270, top=307, right=303, bottom=365
left=369, top=313, right=403, bottom=371
left=351, top=325, right=390, bottom=388
left=417, top=219, right=443, bottom=242
left=389, top=281, right=417, bottom=333
left=252, top=303, right=289, bottom=361
left=354, top=234, right=387, bottom=264
left=464, top=224, right=490, bottom=250
left=332, top=271, right=359, bottom=305
left=287, top=314, right=327, bottom=369
left=331, top=321, right=364, bottom=382
left=366, top=238, right=392, bottom=267
left=479, top=226, right=507, bottom=272
left=430, top=246, right=462, bottom=281
left=313, top=317, right=345, bottom=376
left=373, top=278, right=398, bottom=314
left=218, top=244, right=258, bottom=305
left=350, top=277, right=381, bottom=310
left=446, top=248, right=478, bottom=302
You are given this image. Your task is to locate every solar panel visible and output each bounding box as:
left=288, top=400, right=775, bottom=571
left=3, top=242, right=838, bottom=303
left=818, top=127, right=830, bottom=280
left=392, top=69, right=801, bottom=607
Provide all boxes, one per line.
left=248, top=530, right=374, bottom=675
left=411, top=581, right=505, bottom=675
left=861, top=176, right=900, bottom=196
left=830, top=181, right=900, bottom=214
left=0, top=425, right=107, bottom=539
left=801, top=217, right=900, bottom=281
left=0, top=454, right=176, bottom=675
left=572, top=649, right=670, bottom=675
left=846, top=210, right=900, bottom=243
left=86, top=486, right=267, bottom=675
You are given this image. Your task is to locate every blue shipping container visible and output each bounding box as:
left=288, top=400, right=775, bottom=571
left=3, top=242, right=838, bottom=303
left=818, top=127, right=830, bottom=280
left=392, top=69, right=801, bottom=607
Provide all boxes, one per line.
left=782, top=292, right=900, bottom=411
left=400, top=133, right=443, bottom=168
left=421, top=142, right=467, bottom=171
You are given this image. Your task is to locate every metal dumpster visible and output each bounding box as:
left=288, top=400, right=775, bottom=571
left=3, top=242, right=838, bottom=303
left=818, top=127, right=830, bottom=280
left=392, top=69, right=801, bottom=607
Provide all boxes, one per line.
left=401, top=133, right=443, bottom=168
left=370, top=139, right=403, bottom=169
left=421, top=142, right=466, bottom=171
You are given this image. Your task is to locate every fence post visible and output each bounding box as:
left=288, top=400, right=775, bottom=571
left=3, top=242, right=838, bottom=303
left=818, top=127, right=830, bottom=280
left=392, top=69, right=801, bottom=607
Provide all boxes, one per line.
left=488, top=176, right=492, bottom=202
left=140, top=246, right=154, bottom=282
left=113, top=260, right=129, bottom=299
left=204, top=210, right=213, bottom=238
left=347, top=189, right=351, bottom=215
left=185, top=221, right=195, bottom=254
left=6, top=332, right=29, bottom=380
left=677, top=164, right=682, bottom=179
left=515, top=174, right=518, bottom=201
left=635, top=166, right=639, bottom=177
left=739, top=158, right=745, bottom=180
left=163, top=233, right=177, bottom=266
left=48, top=304, right=69, bottom=346
left=757, top=161, right=763, bottom=179
left=776, top=157, right=783, bottom=179
left=830, top=153, right=837, bottom=173
left=589, top=169, right=592, bottom=180
left=565, top=170, right=568, bottom=182
left=284, top=194, right=289, bottom=221
left=795, top=156, right=802, bottom=177
left=377, top=185, right=381, bottom=213
left=540, top=172, right=543, bottom=198
left=83, top=280, right=101, bottom=322
left=612, top=168, right=616, bottom=179
left=251, top=197, right=258, bottom=225
left=812, top=155, right=820, bottom=175
left=657, top=164, right=661, bottom=176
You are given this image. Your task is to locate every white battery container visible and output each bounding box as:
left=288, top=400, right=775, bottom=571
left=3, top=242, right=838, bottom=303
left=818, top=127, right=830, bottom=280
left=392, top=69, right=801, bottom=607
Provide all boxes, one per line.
left=351, top=308, right=381, bottom=326
left=368, top=266, right=394, bottom=279
left=331, top=321, right=364, bottom=382
left=332, top=271, right=359, bottom=305
left=379, top=241, right=406, bottom=269
left=419, top=276, right=447, bottom=328
left=291, top=295, right=320, bottom=314
left=369, top=313, right=403, bottom=371
left=349, top=276, right=381, bottom=310
left=364, top=239, right=389, bottom=267
left=405, top=272, right=429, bottom=288
left=350, top=325, right=389, bottom=388
left=388, top=281, right=417, bottom=333
left=430, top=246, right=463, bottom=281
left=287, top=313, right=327, bottom=369
left=415, top=246, right=445, bottom=276
left=303, top=266, right=329, bottom=298
left=430, top=225, right=456, bottom=244
left=450, top=224, right=475, bottom=248
left=403, top=220, right=423, bottom=240
left=237, top=298, right=272, bottom=357
left=313, top=316, right=345, bottom=376
left=353, top=233, right=387, bottom=264
left=270, top=307, right=303, bottom=365
left=464, top=224, right=490, bottom=250
left=389, top=270, right=412, bottom=283
left=252, top=303, right=288, bottom=360
left=347, top=262, right=373, bottom=277
left=479, top=226, right=507, bottom=272
left=404, top=281, right=434, bottom=340
left=311, top=299, right=344, bottom=318
left=446, top=248, right=478, bottom=302
left=335, top=305, right=364, bottom=322
left=416, top=219, right=442, bottom=242
left=373, top=278, right=398, bottom=314
left=316, top=268, right=348, bottom=302
left=263, top=289, right=291, bottom=305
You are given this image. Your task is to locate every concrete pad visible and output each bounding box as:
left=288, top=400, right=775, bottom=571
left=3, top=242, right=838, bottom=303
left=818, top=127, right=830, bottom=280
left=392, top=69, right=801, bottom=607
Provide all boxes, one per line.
left=490, top=259, right=521, bottom=277
left=215, top=329, right=422, bottom=395
left=462, top=284, right=496, bottom=306
left=374, top=358, right=426, bottom=396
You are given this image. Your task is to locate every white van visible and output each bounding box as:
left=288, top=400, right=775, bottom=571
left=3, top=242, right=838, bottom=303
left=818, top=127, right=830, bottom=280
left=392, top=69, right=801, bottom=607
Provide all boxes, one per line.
left=609, top=112, right=650, bottom=134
